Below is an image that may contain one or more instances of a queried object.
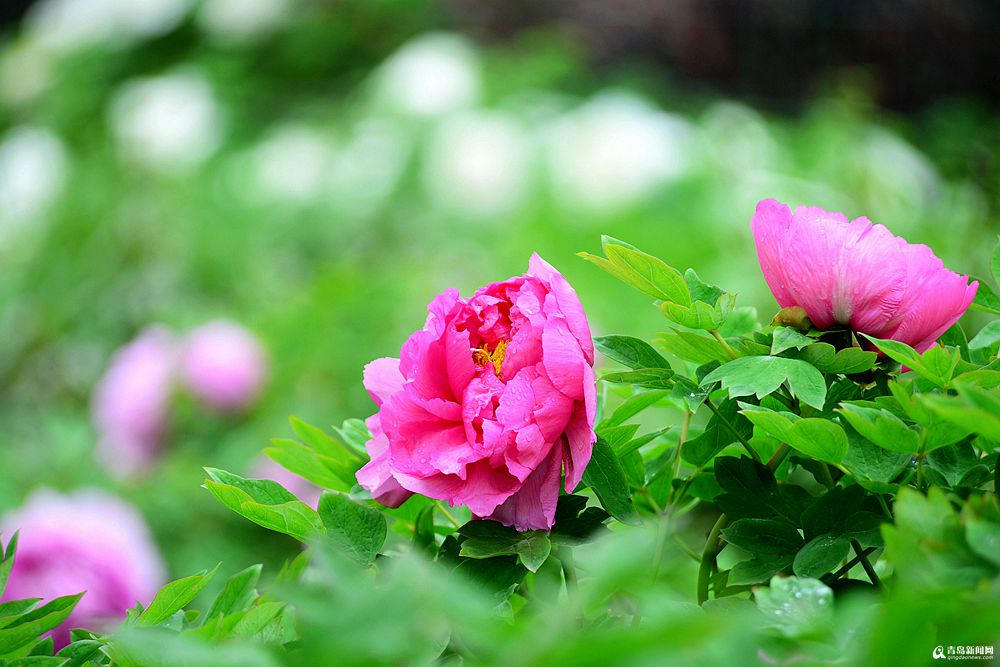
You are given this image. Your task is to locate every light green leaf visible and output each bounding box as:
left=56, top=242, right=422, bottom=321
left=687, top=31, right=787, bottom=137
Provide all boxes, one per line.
left=755, top=576, right=834, bottom=638
left=771, top=327, right=815, bottom=355
left=702, top=356, right=827, bottom=410
left=656, top=331, right=736, bottom=365
left=137, top=566, right=218, bottom=627
left=264, top=438, right=354, bottom=492
left=0, top=533, right=16, bottom=599
left=204, top=473, right=324, bottom=542
left=740, top=404, right=848, bottom=464
left=601, top=390, right=670, bottom=428
left=204, top=564, right=261, bottom=621
left=600, top=369, right=674, bottom=389
left=0, top=594, right=82, bottom=656
left=837, top=403, right=921, bottom=454
left=579, top=238, right=690, bottom=305
left=796, top=343, right=877, bottom=375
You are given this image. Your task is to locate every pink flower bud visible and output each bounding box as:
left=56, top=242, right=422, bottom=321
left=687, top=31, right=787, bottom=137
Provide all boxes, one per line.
left=1, top=489, right=166, bottom=648
left=180, top=320, right=268, bottom=412
left=92, top=326, right=177, bottom=477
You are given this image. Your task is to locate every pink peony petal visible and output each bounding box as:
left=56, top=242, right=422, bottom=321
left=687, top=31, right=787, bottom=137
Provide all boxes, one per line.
left=486, top=443, right=563, bottom=531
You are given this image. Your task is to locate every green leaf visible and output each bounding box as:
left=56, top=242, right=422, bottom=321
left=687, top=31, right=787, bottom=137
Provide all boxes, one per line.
left=660, top=292, right=734, bottom=330
left=993, top=239, right=1000, bottom=286
left=204, top=474, right=324, bottom=542
left=56, top=639, right=106, bottom=665
left=204, top=468, right=298, bottom=505
left=793, top=534, right=851, bottom=578
left=740, top=404, right=848, bottom=464
left=839, top=427, right=911, bottom=493
left=454, top=522, right=537, bottom=569
left=702, top=356, right=827, bottom=410
left=600, top=369, right=674, bottom=390
left=601, top=390, right=670, bottom=428
left=317, top=492, right=387, bottom=565
left=204, top=565, right=261, bottom=621
left=771, top=327, right=815, bottom=355
left=682, top=398, right=753, bottom=466
left=230, top=601, right=286, bottom=639
left=722, top=518, right=804, bottom=556
left=966, top=517, right=1000, bottom=568
left=0, top=593, right=82, bottom=656
left=290, top=416, right=365, bottom=461
left=754, top=576, right=834, bottom=638
left=712, top=456, right=805, bottom=525
left=795, top=343, right=877, bottom=375
left=969, top=320, right=1000, bottom=353
left=581, top=435, right=640, bottom=525
left=603, top=241, right=691, bottom=305
left=0, top=533, right=16, bottom=599
left=264, top=439, right=354, bottom=492
left=656, top=331, right=736, bottom=365
left=594, top=335, right=672, bottom=370
left=924, top=385, right=1000, bottom=441
left=861, top=335, right=959, bottom=387
left=970, top=279, right=1000, bottom=316
left=137, top=566, right=218, bottom=627
left=728, top=555, right=791, bottom=586
left=837, top=403, right=921, bottom=454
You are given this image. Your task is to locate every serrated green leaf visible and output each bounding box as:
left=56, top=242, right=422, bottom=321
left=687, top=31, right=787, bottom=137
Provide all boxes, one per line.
left=771, top=327, right=815, bottom=355
left=837, top=403, right=921, bottom=454
left=740, top=404, right=848, bottom=464
left=702, top=356, right=826, bottom=410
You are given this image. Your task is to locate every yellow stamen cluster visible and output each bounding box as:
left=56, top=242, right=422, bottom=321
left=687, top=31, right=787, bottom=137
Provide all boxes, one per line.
left=472, top=339, right=508, bottom=380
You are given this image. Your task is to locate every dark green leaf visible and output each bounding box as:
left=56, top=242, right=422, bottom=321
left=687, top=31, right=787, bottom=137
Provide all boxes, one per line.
left=793, top=534, right=851, bottom=578
left=581, top=436, right=640, bottom=525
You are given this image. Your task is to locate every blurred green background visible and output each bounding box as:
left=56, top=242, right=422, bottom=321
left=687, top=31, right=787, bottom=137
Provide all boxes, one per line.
left=0, top=0, right=997, bottom=583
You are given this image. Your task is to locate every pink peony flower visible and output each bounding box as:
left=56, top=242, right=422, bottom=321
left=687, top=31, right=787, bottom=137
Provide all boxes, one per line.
left=179, top=320, right=268, bottom=412
left=250, top=457, right=322, bottom=508
left=1, top=489, right=166, bottom=648
left=92, top=326, right=177, bottom=477
left=356, top=254, right=596, bottom=531
left=751, top=199, right=978, bottom=353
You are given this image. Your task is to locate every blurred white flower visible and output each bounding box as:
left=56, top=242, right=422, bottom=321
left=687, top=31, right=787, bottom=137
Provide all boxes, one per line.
left=253, top=124, right=336, bottom=202
left=546, top=92, right=696, bottom=211
left=0, top=126, right=67, bottom=239
left=26, top=0, right=192, bottom=52
left=329, top=119, right=410, bottom=212
left=700, top=101, right=780, bottom=173
left=197, top=0, right=291, bottom=42
left=375, top=33, right=481, bottom=117
left=423, top=111, right=532, bottom=217
left=109, top=70, right=224, bottom=172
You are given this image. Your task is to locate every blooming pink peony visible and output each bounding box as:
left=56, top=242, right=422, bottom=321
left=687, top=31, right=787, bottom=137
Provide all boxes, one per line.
left=92, top=326, right=177, bottom=477
left=179, top=320, right=268, bottom=412
left=356, top=254, right=596, bottom=531
left=1, top=489, right=166, bottom=648
left=751, top=199, right=978, bottom=352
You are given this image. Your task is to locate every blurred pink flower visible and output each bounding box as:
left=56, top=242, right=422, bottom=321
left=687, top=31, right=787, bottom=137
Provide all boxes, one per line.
left=1, top=489, right=166, bottom=648
left=92, top=326, right=177, bottom=477
left=250, top=457, right=322, bottom=508
left=357, top=254, right=596, bottom=531
left=179, top=320, right=268, bottom=412
left=752, top=199, right=978, bottom=352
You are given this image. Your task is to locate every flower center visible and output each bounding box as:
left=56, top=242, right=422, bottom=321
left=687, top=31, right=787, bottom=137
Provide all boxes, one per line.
left=472, top=340, right=508, bottom=380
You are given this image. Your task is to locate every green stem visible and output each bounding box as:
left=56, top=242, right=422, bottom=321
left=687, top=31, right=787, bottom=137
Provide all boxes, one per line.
left=704, top=398, right=761, bottom=463
left=766, top=444, right=791, bottom=471
left=826, top=546, right=877, bottom=581
left=435, top=500, right=462, bottom=529
left=818, top=463, right=836, bottom=490
left=697, top=514, right=730, bottom=604
left=851, top=539, right=883, bottom=590
left=709, top=329, right=739, bottom=360
left=877, top=494, right=893, bottom=520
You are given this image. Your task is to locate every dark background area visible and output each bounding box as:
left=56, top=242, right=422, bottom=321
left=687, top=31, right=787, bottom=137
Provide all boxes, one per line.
left=4, top=0, right=998, bottom=112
